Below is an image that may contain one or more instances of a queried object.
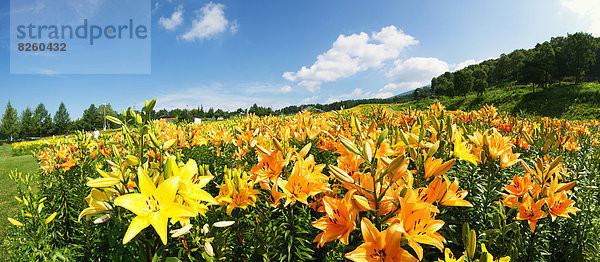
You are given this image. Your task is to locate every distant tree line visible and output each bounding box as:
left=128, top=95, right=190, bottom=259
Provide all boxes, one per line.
left=156, top=95, right=412, bottom=122
left=0, top=93, right=414, bottom=140
left=426, top=32, right=600, bottom=98
left=0, top=102, right=119, bottom=139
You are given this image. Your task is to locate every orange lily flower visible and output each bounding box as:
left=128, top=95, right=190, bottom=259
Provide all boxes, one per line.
left=504, top=174, right=533, bottom=197
left=438, top=176, right=473, bottom=207
left=546, top=191, right=579, bottom=221
left=424, top=157, right=455, bottom=179
left=499, top=151, right=520, bottom=169
left=516, top=194, right=547, bottom=232
left=345, top=218, right=418, bottom=262
left=388, top=207, right=445, bottom=260
left=312, top=192, right=358, bottom=247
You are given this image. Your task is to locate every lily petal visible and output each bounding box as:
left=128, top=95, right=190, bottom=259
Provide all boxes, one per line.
left=123, top=216, right=150, bottom=244
left=114, top=194, right=150, bottom=216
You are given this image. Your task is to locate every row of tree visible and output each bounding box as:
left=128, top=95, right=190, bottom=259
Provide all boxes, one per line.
left=426, top=32, right=600, bottom=98
left=0, top=102, right=120, bottom=140
left=157, top=95, right=412, bottom=122
left=0, top=92, right=415, bottom=140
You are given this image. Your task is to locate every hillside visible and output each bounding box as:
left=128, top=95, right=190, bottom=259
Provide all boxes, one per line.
left=393, top=82, right=600, bottom=120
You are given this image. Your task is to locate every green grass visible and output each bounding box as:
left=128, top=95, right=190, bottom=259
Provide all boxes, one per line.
left=393, top=82, right=600, bottom=119
left=0, top=144, right=39, bottom=240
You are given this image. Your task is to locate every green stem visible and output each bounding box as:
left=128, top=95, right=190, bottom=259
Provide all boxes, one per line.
left=526, top=228, right=537, bottom=261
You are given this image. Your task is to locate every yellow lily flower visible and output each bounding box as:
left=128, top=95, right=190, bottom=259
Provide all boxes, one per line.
left=78, top=188, right=114, bottom=221
left=481, top=243, right=511, bottom=262
left=216, top=168, right=260, bottom=215
left=114, top=168, right=195, bottom=245
left=437, top=248, right=465, bottom=262
left=171, top=158, right=217, bottom=206
left=345, top=218, right=418, bottom=262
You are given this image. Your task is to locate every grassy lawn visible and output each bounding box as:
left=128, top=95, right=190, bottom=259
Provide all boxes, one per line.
left=0, top=144, right=39, bottom=240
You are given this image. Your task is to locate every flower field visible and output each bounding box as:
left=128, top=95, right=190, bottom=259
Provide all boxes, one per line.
left=11, top=137, right=71, bottom=156
left=5, top=99, right=600, bottom=261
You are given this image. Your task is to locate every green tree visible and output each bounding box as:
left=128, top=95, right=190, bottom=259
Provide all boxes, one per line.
left=534, top=42, right=555, bottom=88
left=199, top=106, right=205, bottom=118
left=412, top=88, right=422, bottom=100
left=432, top=72, right=455, bottom=96
left=20, top=107, right=35, bottom=137
left=508, top=49, right=529, bottom=81
left=453, top=70, right=474, bottom=97
left=0, top=101, right=19, bottom=140
left=587, top=38, right=600, bottom=79
left=472, top=68, right=488, bottom=96
left=53, top=102, right=71, bottom=135
left=33, top=103, right=52, bottom=137
left=564, top=32, right=599, bottom=83
left=215, top=109, right=225, bottom=119
left=550, top=36, right=569, bottom=83
left=97, top=103, right=117, bottom=130
left=519, top=60, right=545, bottom=93
left=490, top=53, right=510, bottom=83
left=80, top=104, right=101, bottom=131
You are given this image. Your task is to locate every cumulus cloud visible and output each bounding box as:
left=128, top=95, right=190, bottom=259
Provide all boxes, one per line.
left=326, top=88, right=370, bottom=103
left=179, top=2, right=237, bottom=41
left=300, top=96, right=320, bottom=104
left=158, top=5, right=183, bottom=31
left=283, top=25, right=418, bottom=92
left=375, top=57, right=449, bottom=97
left=561, top=0, right=600, bottom=36
left=150, top=82, right=305, bottom=112
left=449, top=57, right=495, bottom=71
left=279, top=85, right=292, bottom=93
left=153, top=85, right=294, bottom=111
left=230, top=20, right=239, bottom=34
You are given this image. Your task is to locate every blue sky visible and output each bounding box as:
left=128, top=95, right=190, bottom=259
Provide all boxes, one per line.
left=1, top=0, right=599, bottom=118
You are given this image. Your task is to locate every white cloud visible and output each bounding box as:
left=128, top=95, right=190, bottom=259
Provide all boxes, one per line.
left=159, top=5, right=184, bottom=31
left=375, top=57, right=448, bottom=96
left=279, top=85, right=292, bottom=93
left=152, top=83, right=301, bottom=111
left=230, top=20, right=239, bottom=34
left=283, top=25, right=418, bottom=92
left=561, top=0, right=600, bottom=36
left=450, top=59, right=478, bottom=71
left=179, top=2, right=236, bottom=41
left=386, top=57, right=449, bottom=84
left=326, top=88, right=370, bottom=103
left=450, top=57, right=494, bottom=71
left=155, top=87, right=286, bottom=111
left=374, top=56, right=496, bottom=97
left=300, top=96, right=320, bottom=104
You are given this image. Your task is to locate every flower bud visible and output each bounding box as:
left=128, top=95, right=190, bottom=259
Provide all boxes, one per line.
left=352, top=195, right=371, bottom=211
left=8, top=218, right=23, bottom=227
left=93, top=214, right=111, bottom=224
left=204, top=241, right=214, bottom=257
left=87, top=177, right=121, bottom=188
left=125, top=155, right=139, bottom=166
left=214, top=221, right=235, bottom=228
left=329, top=165, right=355, bottom=184
left=339, top=136, right=361, bottom=155
left=44, top=212, right=57, bottom=225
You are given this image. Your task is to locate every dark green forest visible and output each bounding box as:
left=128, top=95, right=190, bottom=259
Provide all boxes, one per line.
left=427, top=32, right=600, bottom=98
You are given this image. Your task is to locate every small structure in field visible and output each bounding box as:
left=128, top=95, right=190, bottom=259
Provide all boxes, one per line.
left=159, top=117, right=176, bottom=124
